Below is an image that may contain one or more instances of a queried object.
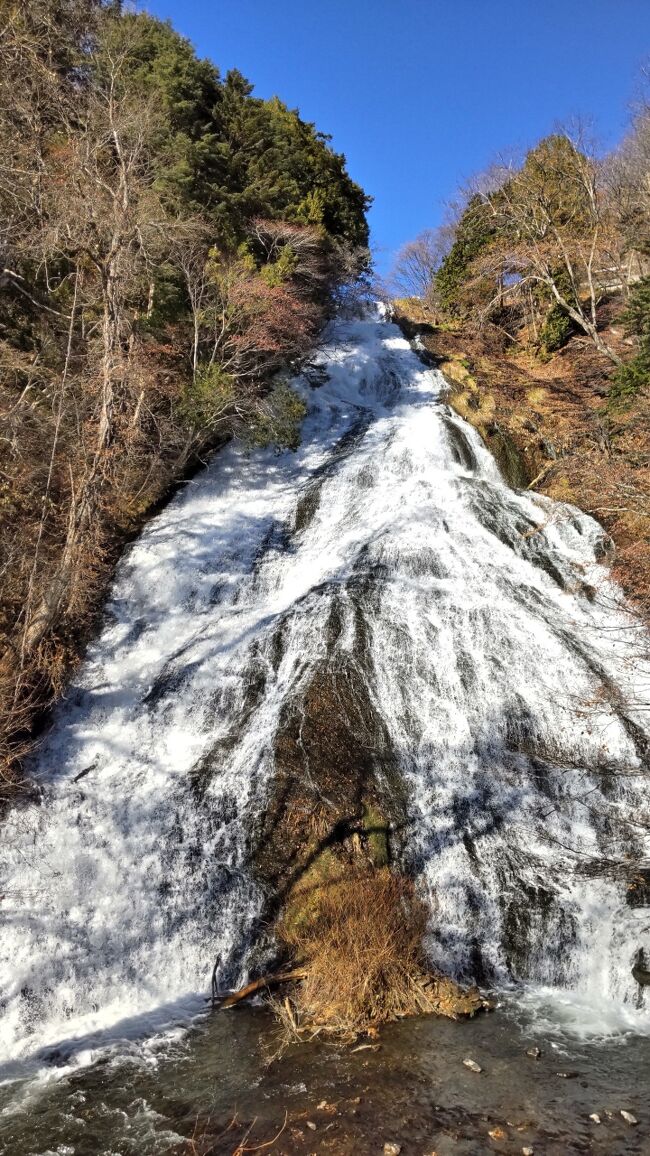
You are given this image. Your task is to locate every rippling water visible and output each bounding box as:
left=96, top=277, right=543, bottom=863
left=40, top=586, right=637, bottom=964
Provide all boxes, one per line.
left=1, top=1003, right=650, bottom=1154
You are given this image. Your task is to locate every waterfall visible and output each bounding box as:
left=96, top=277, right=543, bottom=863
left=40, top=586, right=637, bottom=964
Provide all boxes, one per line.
left=1, top=307, right=649, bottom=1081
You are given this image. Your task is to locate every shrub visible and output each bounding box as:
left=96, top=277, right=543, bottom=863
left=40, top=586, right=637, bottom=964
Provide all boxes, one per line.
left=180, top=365, right=237, bottom=431
left=609, top=356, right=649, bottom=405
left=538, top=303, right=574, bottom=355
left=247, top=382, right=307, bottom=451
left=609, top=277, right=650, bottom=404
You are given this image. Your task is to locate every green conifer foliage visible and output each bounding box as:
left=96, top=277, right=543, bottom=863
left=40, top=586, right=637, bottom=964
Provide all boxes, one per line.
left=97, top=12, right=370, bottom=251
left=611, top=277, right=650, bottom=402
left=434, top=196, right=496, bottom=315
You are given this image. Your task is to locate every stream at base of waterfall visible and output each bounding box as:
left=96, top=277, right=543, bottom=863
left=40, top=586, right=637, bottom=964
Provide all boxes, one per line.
left=1, top=1003, right=650, bottom=1154
left=0, top=307, right=649, bottom=1152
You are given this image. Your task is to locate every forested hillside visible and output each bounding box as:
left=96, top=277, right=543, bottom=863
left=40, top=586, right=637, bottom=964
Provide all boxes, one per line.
left=0, top=0, right=370, bottom=799
left=391, top=120, right=650, bottom=614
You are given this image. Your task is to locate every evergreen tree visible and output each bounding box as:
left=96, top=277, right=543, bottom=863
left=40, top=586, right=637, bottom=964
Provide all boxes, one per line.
left=611, top=277, right=650, bottom=401
left=434, top=196, right=496, bottom=315
left=95, top=12, right=370, bottom=251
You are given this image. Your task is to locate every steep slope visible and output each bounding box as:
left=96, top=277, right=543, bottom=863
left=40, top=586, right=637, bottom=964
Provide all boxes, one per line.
left=1, top=309, right=649, bottom=1089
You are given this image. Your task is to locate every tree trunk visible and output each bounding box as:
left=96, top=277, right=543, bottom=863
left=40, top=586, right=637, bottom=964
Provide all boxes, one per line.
left=548, top=280, right=623, bottom=366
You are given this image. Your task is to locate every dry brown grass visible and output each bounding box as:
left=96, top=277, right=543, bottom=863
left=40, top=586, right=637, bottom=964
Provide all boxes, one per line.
left=275, top=860, right=488, bottom=1038
left=178, top=1110, right=288, bottom=1156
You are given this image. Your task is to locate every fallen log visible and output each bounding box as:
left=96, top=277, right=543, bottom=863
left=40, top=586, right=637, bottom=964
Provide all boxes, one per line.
left=218, top=968, right=307, bottom=1010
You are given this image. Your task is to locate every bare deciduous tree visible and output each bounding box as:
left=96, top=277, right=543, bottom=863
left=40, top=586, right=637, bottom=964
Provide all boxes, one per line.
left=476, top=134, right=624, bottom=363
left=388, top=227, right=453, bottom=300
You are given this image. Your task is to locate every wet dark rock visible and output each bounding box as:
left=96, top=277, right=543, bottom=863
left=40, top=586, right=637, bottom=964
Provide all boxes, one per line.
left=293, top=480, right=324, bottom=534
left=442, top=417, right=478, bottom=472
left=484, top=421, right=529, bottom=488
left=593, top=532, right=615, bottom=562
left=143, top=664, right=191, bottom=709
left=253, top=650, right=409, bottom=904
left=303, top=363, right=330, bottom=388
left=632, top=949, right=650, bottom=987
left=539, top=437, right=558, bottom=460
left=500, top=875, right=577, bottom=982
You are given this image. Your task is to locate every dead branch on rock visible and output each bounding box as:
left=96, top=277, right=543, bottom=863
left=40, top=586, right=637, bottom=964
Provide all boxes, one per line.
left=217, top=968, right=307, bottom=1010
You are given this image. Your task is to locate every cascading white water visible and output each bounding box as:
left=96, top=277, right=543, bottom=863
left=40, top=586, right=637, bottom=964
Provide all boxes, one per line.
left=1, top=307, right=650, bottom=1082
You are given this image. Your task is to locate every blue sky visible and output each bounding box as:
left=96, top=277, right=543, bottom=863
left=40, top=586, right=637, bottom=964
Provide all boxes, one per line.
left=146, top=0, right=650, bottom=272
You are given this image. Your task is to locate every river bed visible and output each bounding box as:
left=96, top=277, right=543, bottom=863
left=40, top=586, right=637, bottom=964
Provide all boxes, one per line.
left=1, top=1000, right=649, bottom=1155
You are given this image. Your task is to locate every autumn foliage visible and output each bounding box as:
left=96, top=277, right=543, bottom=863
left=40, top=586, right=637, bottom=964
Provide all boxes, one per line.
left=0, top=1, right=370, bottom=800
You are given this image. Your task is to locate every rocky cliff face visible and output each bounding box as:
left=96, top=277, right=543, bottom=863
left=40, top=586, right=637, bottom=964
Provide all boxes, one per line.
left=394, top=301, right=650, bottom=618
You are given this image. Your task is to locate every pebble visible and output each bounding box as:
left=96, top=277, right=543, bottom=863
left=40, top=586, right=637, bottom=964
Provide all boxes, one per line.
left=488, top=1127, right=506, bottom=1141
left=463, top=1058, right=482, bottom=1073
left=526, top=1046, right=541, bottom=1059
left=589, top=1114, right=601, bottom=1124
left=383, top=1144, right=402, bottom=1156
left=522, top=1148, right=534, bottom=1155
left=621, top=1110, right=638, bottom=1126
left=306, top=1121, right=317, bottom=1131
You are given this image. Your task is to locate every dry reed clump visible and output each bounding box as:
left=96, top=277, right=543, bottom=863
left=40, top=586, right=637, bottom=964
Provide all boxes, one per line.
left=275, top=860, right=488, bottom=1037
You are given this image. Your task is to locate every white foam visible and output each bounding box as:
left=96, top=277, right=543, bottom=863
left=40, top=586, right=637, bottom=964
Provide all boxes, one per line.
left=1, top=307, right=649, bottom=1084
